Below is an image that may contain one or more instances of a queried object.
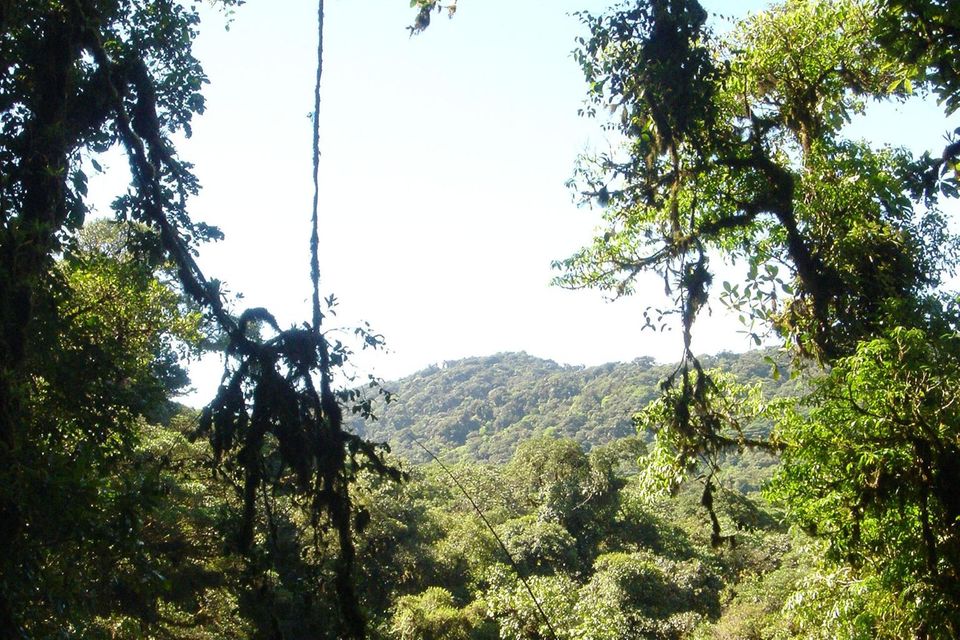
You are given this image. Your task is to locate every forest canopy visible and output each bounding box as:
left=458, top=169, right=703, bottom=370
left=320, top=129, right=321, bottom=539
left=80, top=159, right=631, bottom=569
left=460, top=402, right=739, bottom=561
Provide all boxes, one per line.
left=1, top=0, right=959, bottom=638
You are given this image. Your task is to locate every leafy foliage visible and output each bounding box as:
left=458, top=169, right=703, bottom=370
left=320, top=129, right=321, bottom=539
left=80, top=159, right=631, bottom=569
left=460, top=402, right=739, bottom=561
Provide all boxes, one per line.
left=558, top=0, right=960, bottom=635
left=0, top=1, right=395, bottom=636
left=391, top=587, right=476, bottom=640
left=348, top=432, right=790, bottom=640
left=0, top=221, right=203, bottom=636
left=354, top=350, right=791, bottom=465
left=5, top=0, right=960, bottom=638
left=768, top=324, right=960, bottom=634
left=559, top=0, right=953, bottom=361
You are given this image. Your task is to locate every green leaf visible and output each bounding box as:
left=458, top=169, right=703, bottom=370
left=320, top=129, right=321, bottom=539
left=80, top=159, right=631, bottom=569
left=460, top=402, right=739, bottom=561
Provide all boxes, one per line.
left=764, top=355, right=781, bottom=380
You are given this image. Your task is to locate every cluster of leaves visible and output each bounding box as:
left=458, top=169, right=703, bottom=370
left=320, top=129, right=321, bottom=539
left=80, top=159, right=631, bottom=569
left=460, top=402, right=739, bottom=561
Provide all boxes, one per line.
left=876, top=0, right=960, bottom=117
left=407, top=0, right=458, bottom=35
left=768, top=323, right=960, bottom=634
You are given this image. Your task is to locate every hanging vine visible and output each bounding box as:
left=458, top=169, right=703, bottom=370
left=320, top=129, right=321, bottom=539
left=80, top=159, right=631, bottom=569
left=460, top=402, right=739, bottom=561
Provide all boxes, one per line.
left=60, top=0, right=398, bottom=636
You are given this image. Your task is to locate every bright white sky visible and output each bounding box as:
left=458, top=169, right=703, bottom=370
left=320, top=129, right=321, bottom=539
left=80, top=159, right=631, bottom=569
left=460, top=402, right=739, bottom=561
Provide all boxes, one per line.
left=87, top=1, right=958, bottom=402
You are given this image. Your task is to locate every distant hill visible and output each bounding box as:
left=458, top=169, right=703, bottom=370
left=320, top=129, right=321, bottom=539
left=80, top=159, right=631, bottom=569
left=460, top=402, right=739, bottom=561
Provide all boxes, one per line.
left=351, top=350, right=797, bottom=463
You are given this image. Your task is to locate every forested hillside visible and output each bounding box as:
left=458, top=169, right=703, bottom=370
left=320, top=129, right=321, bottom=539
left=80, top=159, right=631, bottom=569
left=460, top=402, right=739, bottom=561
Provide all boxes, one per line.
left=353, top=350, right=796, bottom=463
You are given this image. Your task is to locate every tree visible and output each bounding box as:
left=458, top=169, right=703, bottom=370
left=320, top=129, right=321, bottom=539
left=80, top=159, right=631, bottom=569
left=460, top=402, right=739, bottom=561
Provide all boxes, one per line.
left=482, top=566, right=580, bottom=640
left=558, top=0, right=952, bottom=361
left=557, top=0, right=960, bottom=635
left=0, top=220, right=204, bottom=636
left=390, top=587, right=475, bottom=640
left=767, top=325, right=960, bottom=634
left=495, top=516, right=579, bottom=576
left=507, top=437, right=621, bottom=563
left=0, top=2, right=395, bottom=636
left=574, top=551, right=720, bottom=640
left=875, top=0, right=960, bottom=189
left=0, top=0, right=238, bottom=628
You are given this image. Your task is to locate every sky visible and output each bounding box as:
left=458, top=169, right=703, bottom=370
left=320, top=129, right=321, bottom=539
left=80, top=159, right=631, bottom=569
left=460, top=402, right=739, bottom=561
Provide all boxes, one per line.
left=86, top=1, right=958, bottom=402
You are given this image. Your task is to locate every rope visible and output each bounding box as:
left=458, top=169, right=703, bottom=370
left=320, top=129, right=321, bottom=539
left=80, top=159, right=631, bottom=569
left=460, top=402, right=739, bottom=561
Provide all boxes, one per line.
left=414, top=439, right=561, bottom=640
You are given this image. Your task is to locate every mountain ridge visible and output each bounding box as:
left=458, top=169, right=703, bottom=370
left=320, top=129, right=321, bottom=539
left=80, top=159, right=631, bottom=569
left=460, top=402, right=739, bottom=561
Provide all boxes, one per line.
left=352, top=349, right=794, bottom=463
